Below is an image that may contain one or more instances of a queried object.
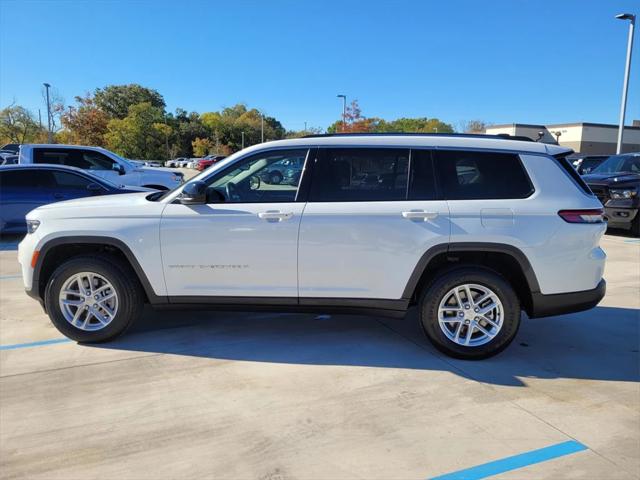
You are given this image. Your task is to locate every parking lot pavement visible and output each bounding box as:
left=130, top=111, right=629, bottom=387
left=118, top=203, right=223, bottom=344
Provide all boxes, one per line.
left=0, top=234, right=638, bottom=479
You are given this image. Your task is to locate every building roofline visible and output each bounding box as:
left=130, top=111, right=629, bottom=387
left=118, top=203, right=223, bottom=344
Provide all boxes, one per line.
left=487, top=123, right=546, bottom=129
left=545, top=122, right=640, bottom=130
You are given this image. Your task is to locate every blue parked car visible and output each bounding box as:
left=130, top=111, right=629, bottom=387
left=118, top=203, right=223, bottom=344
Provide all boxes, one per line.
left=0, top=164, right=153, bottom=234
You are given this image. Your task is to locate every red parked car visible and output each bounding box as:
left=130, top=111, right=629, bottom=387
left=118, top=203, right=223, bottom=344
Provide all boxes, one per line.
left=196, top=155, right=226, bottom=171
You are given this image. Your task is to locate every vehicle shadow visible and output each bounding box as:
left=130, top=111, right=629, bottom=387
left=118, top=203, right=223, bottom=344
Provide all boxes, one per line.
left=92, top=304, right=639, bottom=387
left=605, top=228, right=638, bottom=239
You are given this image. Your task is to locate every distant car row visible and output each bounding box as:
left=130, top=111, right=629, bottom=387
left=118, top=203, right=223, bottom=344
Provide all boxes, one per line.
left=165, top=154, right=227, bottom=171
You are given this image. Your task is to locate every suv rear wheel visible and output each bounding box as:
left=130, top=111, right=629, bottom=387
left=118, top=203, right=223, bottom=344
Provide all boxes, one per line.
left=44, top=255, right=143, bottom=343
left=419, top=267, right=521, bottom=360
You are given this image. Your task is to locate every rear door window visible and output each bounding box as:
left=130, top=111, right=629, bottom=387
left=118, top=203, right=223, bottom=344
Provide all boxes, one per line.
left=0, top=170, right=55, bottom=189
left=434, top=150, right=534, bottom=200
left=51, top=171, right=99, bottom=190
left=310, top=148, right=409, bottom=202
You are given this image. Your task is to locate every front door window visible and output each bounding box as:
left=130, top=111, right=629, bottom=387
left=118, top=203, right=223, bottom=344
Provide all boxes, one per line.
left=206, top=149, right=308, bottom=203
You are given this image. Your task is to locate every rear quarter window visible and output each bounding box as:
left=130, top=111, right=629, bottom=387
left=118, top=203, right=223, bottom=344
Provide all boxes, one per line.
left=553, top=154, right=593, bottom=195
left=434, top=150, right=534, bottom=200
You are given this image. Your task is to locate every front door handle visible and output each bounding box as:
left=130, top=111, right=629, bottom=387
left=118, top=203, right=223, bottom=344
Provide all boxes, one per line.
left=258, top=211, right=294, bottom=222
left=401, top=210, right=438, bottom=221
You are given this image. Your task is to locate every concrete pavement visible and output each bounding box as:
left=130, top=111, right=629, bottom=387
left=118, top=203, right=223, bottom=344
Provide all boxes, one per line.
left=0, top=233, right=638, bottom=479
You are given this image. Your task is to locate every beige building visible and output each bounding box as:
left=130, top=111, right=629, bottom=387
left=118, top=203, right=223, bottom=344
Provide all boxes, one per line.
left=486, top=121, right=640, bottom=154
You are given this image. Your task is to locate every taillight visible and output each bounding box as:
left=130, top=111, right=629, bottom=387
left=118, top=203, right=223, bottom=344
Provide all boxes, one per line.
left=558, top=209, right=605, bottom=224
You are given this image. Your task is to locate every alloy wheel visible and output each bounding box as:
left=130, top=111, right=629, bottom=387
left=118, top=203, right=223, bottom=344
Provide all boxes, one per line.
left=437, top=283, right=503, bottom=347
left=58, top=272, right=118, bottom=331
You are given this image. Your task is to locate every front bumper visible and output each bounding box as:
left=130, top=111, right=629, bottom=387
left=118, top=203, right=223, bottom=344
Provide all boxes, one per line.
left=529, top=279, right=606, bottom=318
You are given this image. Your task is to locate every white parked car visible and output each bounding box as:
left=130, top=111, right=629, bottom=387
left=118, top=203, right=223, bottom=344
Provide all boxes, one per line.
left=187, top=158, right=201, bottom=169
left=18, top=134, right=606, bottom=359
left=18, top=144, right=183, bottom=190
left=166, top=157, right=188, bottom=168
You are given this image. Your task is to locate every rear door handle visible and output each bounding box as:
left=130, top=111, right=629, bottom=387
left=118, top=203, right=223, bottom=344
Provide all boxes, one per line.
left=258, top=211, right=294, bottom=221
left=401, top=210, right=438, bottom=221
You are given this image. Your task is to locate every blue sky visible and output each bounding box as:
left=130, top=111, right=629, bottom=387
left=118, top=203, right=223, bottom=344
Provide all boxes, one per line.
left=1, top=0, right=638, bottom=131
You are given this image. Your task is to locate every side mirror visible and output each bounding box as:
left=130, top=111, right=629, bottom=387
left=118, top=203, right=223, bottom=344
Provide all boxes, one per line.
left=87, top=183, right=104, bottom=194
left=249, top=175, right=261, bottom=190
left=112, top=163, right=126, bottom=175
left=179, top=181, right=207, bottom=205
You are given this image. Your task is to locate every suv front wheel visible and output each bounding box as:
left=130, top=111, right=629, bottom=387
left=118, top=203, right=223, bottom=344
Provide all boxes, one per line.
left=44, top=255, right=144, bottom=343
left=419, top=267, right=521, bottom=360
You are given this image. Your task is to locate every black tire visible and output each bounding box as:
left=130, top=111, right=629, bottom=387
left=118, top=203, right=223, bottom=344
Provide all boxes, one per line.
left=44, top=255, right=144, bottom=343
left=270, top=171, right=283, bottom=185
left=419, top=266, right=521, bottom=360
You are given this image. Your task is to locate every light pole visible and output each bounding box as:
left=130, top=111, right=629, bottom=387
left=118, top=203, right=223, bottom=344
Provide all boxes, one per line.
left=261, top=114, right=264, bottom=143
left=337, top=94, right=346, bottom=132
left=241, top=131, right=245, bottom=149
left=43, top=83, right=52, bottom=143
left=615, top=13, right=635, bottom=154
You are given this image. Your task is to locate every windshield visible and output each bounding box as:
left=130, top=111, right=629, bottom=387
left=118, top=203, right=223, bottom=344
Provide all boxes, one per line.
left=592, top=154, right=640, bottom=174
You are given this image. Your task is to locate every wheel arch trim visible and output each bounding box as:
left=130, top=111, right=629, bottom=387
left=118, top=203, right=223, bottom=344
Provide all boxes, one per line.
left=401, top=242, right=541, bottom=300
left=31, top=235, right=166, bottom=305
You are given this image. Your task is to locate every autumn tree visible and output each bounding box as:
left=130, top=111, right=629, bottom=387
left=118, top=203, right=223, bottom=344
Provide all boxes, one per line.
left=461, top=120, right=488, bottom=133
left=327, top=100, right=454, bottom=134
left=104, top=102, right=171, bottom=160
left=60, top=95, right=110, bottom=146
left=192, top=137, right=215, bottom=157
left=94, top=84, right=165, bottom=119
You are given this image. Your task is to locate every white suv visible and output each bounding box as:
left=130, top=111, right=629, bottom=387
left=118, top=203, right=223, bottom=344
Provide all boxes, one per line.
left=18, top=144, right=184, bottom=190
left=18, top=134, right=606, bottom=359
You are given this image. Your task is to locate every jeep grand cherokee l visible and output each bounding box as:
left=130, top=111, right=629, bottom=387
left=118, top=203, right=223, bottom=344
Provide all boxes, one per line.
left=18, top=134, right=606, bottom=359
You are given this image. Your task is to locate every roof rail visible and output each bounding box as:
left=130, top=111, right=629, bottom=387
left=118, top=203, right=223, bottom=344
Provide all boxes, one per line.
left=301, top=132, right=535, bottom=142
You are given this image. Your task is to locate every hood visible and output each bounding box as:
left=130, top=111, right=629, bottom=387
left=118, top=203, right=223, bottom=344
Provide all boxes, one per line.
left=34, top=192, right=152, bottom=211
left=583, top=172, right=640, bottom=187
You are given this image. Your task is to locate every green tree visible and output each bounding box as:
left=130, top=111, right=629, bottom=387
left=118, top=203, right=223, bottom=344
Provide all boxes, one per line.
left=94, top=84, right=166, bottom=119
left=166, top=109, right=210, bottom=157
left=377, top=117, right=454, bottom=133
left=60, top=95, right=110, bottom=146
left=0, top=105, right=46, bottom=144
left=104, top=102, right=171, bottom=160
left=201, top=104, right=286, bottom=153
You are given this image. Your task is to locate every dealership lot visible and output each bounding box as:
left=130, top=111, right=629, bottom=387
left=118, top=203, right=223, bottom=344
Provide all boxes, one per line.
left=0, top=233, right=638, bottom=479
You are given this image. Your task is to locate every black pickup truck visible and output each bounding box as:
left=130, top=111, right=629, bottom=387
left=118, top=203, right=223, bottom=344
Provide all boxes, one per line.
left=583, top=152, right=640, bottom=236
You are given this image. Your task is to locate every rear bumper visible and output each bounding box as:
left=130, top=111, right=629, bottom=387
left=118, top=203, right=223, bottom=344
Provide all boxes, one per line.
left=529, top=279, right=606, bottom=318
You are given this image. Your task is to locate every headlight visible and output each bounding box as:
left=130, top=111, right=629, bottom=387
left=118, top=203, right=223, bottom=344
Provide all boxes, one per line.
left=26, top=219, right=40, bottom=234
left=610, top=188, right=637, bottom=199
